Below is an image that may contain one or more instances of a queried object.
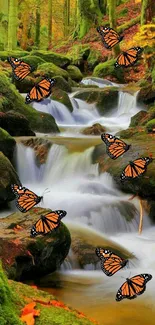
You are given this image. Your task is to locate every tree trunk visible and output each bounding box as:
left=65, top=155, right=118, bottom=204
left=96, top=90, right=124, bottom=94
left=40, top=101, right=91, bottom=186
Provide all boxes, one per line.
left=108, top=0, right=120, bottom=57
left=35, top=0, right=41, bottom=48
left=98, top=0, right=107, bottom=15
left=48, top=0, right=52, bottom=48
left=7, top=0, right=17, bottom=50
left=64, top=0, right=70, bottom=37
left=0, top=0, right=8, bottom=50
left=77, top=0, right=102, bottom=39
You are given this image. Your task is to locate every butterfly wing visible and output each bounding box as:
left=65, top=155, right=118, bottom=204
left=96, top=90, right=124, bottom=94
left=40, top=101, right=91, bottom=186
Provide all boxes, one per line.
left=97, top=27, right=123, bottom=49
left=31, top=210, right=67, bottom=237
left=25, top=78, right=55, bottom=103
left=11, top=184, right=42, bottom=213
left=121, top=157, right=152, bottom=180
left=8, top=57, right=33, bottom=81
left=101, top=133, right=130, bottom=159
left=96, top=248, right=128, bottom=276
left=116, top=274, right=152, bottom=301
left=115, top=47, right=143, bottom=68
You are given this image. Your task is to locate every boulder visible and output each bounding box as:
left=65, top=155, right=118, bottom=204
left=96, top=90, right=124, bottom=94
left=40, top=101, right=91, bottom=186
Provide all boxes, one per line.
left=146, top=119, right=155, bottom=133
left=0, top=50, right=29, bottom=61
left=30, top=50, right=71, bottom=68
left=137, top=85, right=155, bottom=105
left=67, top=44, right=90, bottom=71
left=130, top=111, right=148, bottom=127
left=82, top=123, right=106, bottom=135
left=66, top=65, right=83, bottom=82
left=0, top=72, right=59, bottom=133
left=20, top=55, right=46, bottom=70
left=93, top=59, right=124, bottom=82
left=36, top=62, right=69, bottom=80
left=52, top=88, right=73, bottom=112
left=0, top=111, right=35, bottom=136
left=0, top=151, right=21, bottom=206
left=0, top=127, right=16, bottom=160
left=52, top=75, right=71, bottom=92
left=14, top=75, right=36, bottom=93
left=0, top=207, right=71, bottom=280
left=87, top=49, right=102, bottom=70
left=21, top=137, right=52, bottom=165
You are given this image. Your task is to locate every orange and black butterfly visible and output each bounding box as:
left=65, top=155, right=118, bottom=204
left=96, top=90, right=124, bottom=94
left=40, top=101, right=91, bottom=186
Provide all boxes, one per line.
left=11, top=184, right=43, bottom=213
left=30, top=210, right=67, bottom=237
left=7, top=57, right=34, bottom=81
left=120, top=157, right=153, bottom=181
left=25, top=78, right=56, bottom=104
left=95, top=248, right=128, bottom=276
left=115, top=47, right=143, bottom=68
left=97, top=26, right=123, bottom=49
left=116, top=274, right=152, bottom=301
left=101, top=133, right=130, bottom=160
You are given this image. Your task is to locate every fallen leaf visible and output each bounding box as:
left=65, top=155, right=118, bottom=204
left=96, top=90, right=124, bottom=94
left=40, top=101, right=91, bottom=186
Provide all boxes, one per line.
left=21, top=313, right=35, bottom=325
left=11, top=238, right=21, bottom=246
left=13, top=225, right=23, bottom=232
left=20, top=302, right=40, bottom=325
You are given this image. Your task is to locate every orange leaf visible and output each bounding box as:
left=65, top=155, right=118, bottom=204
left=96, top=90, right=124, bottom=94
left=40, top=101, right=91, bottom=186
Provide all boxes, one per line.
left=11, top=238, right=21, bottom=246
left=13, top=225, right=23, bottom=232
left=20, top=302, right=40, bottom=325
left=21, top=313, right=35, bottom=325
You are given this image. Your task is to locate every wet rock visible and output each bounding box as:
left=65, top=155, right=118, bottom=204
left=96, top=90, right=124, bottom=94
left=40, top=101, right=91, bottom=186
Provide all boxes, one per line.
left=0, top=151, right=21, bottom=206
left=21, top=138, right=52, bottom=165
left=81, top=123, right=106, bottom=135
left=52, top=88, right=73, bottom=112
left=0, top=111, right=35, bottom=136
left=0, top=207, right=71, bottom=281
left=0, top=127, right=16, bottom=160
left=93, top=59, right=124, bottom=82
left=66, top=65, right=83, bottom=82
left=137, top=85, right=155, bottom=105
left=52, top=75, right=72, bottom=93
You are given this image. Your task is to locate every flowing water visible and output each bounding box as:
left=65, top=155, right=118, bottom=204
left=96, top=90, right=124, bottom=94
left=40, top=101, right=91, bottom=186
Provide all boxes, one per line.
left=15, top=79, right=155, bottom=324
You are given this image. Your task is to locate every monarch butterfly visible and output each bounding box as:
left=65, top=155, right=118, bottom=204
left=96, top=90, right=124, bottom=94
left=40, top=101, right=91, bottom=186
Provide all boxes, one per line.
left=116, top=274, right=152, bottom=301
left=120, top=157, right=153, bottom=181
left=95, top=248, right=128, bottom=276
left=101, top=133, right=130, bottom=160
left=7, top=57, right=34, bottom=81
left=25, top=78, right=56, bottom=104
left=115, top=47, right=143, bottom=68
left=11, top=184, right=43, bottom=213
left=30, top=210, right=67, bottom=237
left=97, top=26, right=123, bottom=49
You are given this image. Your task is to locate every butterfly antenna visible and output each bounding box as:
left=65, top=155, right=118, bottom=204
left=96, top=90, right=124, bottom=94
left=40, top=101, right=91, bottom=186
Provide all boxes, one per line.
left=42, top=188, right=51, bottom=195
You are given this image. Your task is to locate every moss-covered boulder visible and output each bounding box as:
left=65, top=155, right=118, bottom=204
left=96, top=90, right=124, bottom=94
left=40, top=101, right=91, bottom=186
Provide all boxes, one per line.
left=0, top=152, right=21, bottom=206
left=66, top=65, right=83, bottom=82
left=14, top=75, right=36, bottom=93
left=73, top=87, right=119, bottom=115
left=30, top=50, right=71, bottom=68
left=92, top=134, right=155, bottom=199
left=0, top=72, right=59, bottom=133
left=82, top=123, right=106, bottom=135
left=52, top=75, right=71, bottom=92
left=146, top=119, right=155, bottom=133
left=0, top=127, right=16, bottom=160
left=137, top=85, right=155, bottom=105
left=0, top=207, right=71, bottom=280
left=21, top=55, right=46, bottom=70
left=0, top=50, right=29, bottom=61
left=36, top=62, right=69, bottom=80
left=52, top=88, right=73, bottom=112
left=87, top=49, right=102, bottom=70
left=0, top=111, right=35, bottom=136
left=130, top=111, right=148, bottom=127
left=67, top=44, right=90, bottom=71
left=93, top=59, right=124, bottom=82
left=0, top=263, right=22, bottom=324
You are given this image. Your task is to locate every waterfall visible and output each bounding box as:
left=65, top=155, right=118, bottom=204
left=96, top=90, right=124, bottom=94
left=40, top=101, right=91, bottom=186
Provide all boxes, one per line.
left=80, top=77, right=119, bottom=88
left=15, top=142, right=151, bottom=235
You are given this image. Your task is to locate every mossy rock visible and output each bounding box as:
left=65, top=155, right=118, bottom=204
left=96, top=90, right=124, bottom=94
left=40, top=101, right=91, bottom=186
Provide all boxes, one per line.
left=81, top=123, right=106, bottom=135
left=92, top=134, right=155, bottom=199
left=66, top=65, right=83, bottom=82
left=137, top=85, right=155, bottom=105
left=87, top=49, right=102, bottom=70
left=0, top=50, right=29, bottom=61
left=52, top=75, right=71, bottom=92
left=0, top=207, right=71, bottom=280
left=117, top=127, right=146, bottom=139
left=0, top=151, right=21, bottom=206
left=30, top=50, right=71, bottom=68
left=73, top=88, right=119, bottom=115
left=0, top=127, right=16, bottom=160
left=146, top=119, right=155, bottom=132
left=36, top=63, right=69, bottom=80
left=0, top=263, right=22, bottom=324
left=0, top=72, right=59, bottom=133
left=67, top=44, right=90, bottom=70
left=14, top=76, right=36, bottom=93
left=21, top=55, right=46, bottom=70
left=0, top=111, right=35, bottom=136
left=52, top=88, right=73, bottom=112
left=130, top=111, right=148, bottom=127
left=93, top=59, right=124, bottom=82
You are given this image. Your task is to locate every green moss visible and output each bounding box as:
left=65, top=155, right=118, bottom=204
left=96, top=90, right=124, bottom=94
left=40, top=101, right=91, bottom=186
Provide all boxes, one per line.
left=130, top=111, right=148, bottom=127
left=66, top=65, right=83, bottom=82
left=22, top=55, right=46, bottom=69
left=0, top=50, right=29, bottom=61
left=93, top=59, right=124, bottom=82
left=0, top=127, right=16, bottom=160
left=151, top=66, right=155, bottom=83
left=67, top=44, right=90, bottom=69
left=37, top=63, right=69, bottom=80
left=30, top=50, right=70, bottom=68
left=0, top=72, right=59, bottom=133
left=119, top=7, right=128, bottom=17
left=87, top=49, right=102, bottom=70
left=52, top=76, right=72, bottom=92
left=0, top=263, right=22, bottom=325
left=117, top=15, right=140, bottom=33
left=146, top=119, right=155, bottom=132
left=52, top=88, right=73, bottom=112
